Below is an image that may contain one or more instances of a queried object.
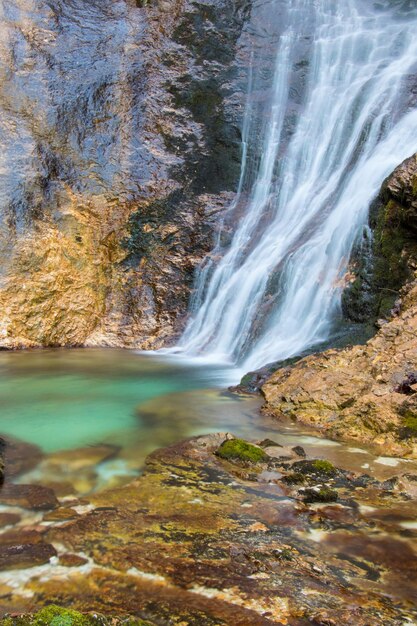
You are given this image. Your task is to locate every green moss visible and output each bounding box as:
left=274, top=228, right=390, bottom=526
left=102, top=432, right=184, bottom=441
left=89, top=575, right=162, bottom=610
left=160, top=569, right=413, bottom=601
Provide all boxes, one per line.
left=282, top=472, right=305, bottom=485
left=275, top=548, right=294, bottom=561
left=292, top=459, right=337, bottom=477
left=303, top=487, right=338, bottom=503
left=400, top=415, right=417, bottom=439
left=0, top=607, right=153, bottom=626
left=311, top=460, right=336, bottom=474
left=216, top=438, right=267, bottom=464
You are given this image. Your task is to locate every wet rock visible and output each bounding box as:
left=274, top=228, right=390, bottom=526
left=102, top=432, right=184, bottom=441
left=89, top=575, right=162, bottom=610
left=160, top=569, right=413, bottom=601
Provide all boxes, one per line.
left=0, top=513, right=21, bottom=529
left=263, top=155, right=417, bottom=457
left=292, top=445, right=306, bottom=457
left=0, top=437, right=43, bottom=480
left=43, top=445, right=120, bottom=472
left=0, top=530, right=43, bottom=547
left=0, top=434, right=414, bottom=624
left=291, top=460, right=337, bottom=478
left=0, top=484, right=58, bottom=510
left=43, top=508, right=80, bottom=522
left=258, top=438, right=282, bottom=448
left=215, top=438, right=268, bottom=463
left=59, top=553, right=89, bottom=568
left=0, top=605, right=154, bottom=626
left=0, top=543, right=57, bottom=571
left=302, top=487, right=338, bottom=504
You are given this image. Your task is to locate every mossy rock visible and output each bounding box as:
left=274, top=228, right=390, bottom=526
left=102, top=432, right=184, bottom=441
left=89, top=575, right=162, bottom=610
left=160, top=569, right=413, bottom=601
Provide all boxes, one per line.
left=215, top=438, right=268, bottom=464
left=302, top=487, right=338, bottom=504
left=282, top=472, right=306, bottom=485
left=0, top=606, right=154, bottom=626
left=292, top=459, right=337, bottom=477
left=400, top=414, right=417, bottom=439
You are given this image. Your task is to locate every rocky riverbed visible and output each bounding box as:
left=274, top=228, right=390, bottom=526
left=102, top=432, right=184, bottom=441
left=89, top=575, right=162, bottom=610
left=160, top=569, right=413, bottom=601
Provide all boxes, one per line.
left=0, top=432, right=416, bottom=625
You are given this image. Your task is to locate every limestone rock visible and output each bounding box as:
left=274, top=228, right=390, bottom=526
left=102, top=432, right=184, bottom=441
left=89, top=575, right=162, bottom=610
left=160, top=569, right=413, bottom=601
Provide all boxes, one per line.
left=263, top=154, right=417, bottom=457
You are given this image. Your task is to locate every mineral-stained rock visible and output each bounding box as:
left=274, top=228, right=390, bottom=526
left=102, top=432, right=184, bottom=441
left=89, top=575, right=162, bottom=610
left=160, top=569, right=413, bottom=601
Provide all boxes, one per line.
left=0, top=484, right=58, bottom=511
left=0, top=434, right=415, bottom=624
left=43, top=508, right=80, bottom=522
left=0, top=543, right=57, bottom=571
left=0, top=0, right=250, bottom=350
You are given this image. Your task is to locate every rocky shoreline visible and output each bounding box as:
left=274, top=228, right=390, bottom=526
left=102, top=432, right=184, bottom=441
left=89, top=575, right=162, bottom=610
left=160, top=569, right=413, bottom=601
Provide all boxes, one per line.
left=0, top=432, right=416, bottom=625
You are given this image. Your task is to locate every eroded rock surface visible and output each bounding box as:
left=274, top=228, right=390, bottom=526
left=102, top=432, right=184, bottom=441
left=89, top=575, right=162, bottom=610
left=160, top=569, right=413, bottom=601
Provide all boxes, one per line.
left=263, top=154, right=417, bottom=457
left=0, top=434, right=416, bottom=624
left=0, top=0, right=249, bottom=349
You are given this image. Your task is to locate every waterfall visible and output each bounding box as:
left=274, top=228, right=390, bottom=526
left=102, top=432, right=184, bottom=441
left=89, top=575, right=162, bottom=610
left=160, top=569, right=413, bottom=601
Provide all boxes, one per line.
left=177, top=0, right=417, bottom=371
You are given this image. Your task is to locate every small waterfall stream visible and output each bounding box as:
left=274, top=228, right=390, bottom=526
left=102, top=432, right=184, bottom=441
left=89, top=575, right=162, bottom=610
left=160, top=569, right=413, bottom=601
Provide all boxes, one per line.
left=178, top=0, right=417, bottom=371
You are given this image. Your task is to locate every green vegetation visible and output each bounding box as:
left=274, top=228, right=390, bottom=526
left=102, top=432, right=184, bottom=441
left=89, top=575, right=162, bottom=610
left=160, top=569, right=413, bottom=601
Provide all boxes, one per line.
left=216, top=438, right=268, bottom=463
left=401, top=414, right=417, bottom=438
left=0, top=606, right=153, bottom=626
left=310, top=460, right=337, bottom=474
left=282, top=472, right=305, bottom=485
left=303, top=487, right=338, bottom=503
left=293, top=459, right=337, bottom=477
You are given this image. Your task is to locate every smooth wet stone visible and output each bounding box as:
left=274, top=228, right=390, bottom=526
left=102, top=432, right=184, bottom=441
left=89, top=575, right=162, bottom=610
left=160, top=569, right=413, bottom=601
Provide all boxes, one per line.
left=0, top=514, right=20, bottom=529
left=0, top=543, right=57, bottom=571
left=0, top=434, right=414, bottom=625
left=0, top=530, right=43, bottom=547
left=43, top=508, right=80, bottom=522
left=59, top=553, right=89, bottom=567
left=0, top=484, right=58, bottom=510
left=0, top=437, right=43, bottom=480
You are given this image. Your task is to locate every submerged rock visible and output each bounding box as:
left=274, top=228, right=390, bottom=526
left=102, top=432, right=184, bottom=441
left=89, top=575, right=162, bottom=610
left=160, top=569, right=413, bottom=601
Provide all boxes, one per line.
left=0, top=436, right=43, bottom=481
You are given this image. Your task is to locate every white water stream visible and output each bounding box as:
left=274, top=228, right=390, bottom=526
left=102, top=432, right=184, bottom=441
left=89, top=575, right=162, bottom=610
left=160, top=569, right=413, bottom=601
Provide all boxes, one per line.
left=177, top=0, right=417, bottom=371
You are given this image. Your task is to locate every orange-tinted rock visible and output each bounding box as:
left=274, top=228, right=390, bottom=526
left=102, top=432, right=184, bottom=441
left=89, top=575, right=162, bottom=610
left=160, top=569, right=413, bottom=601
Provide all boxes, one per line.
left=0, top=513, right=20, bottom=528
left=59, top=553, right=89, bottom=567
left=0, top=530, right=43, bottom=546
left=0, top=484, right=58, bottom=510
left=43, top=508, right=80, bottom=522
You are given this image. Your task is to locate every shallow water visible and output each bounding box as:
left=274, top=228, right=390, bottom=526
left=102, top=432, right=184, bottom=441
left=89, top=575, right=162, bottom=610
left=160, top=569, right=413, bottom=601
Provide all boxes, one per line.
left=0, top=349, right=416, bottom=498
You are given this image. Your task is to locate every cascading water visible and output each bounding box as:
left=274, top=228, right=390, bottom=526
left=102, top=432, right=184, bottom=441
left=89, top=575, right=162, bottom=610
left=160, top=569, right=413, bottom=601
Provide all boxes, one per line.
left=178, top=0, right=417, bottom=371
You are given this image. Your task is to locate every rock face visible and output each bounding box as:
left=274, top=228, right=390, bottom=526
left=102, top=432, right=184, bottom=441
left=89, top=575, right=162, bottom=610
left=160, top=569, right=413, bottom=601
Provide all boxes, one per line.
left=263, top=154, right=417, bottom=457
left=0, top=0, right=249, bottom=349
left=0, top=433, right=416, bottom=624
